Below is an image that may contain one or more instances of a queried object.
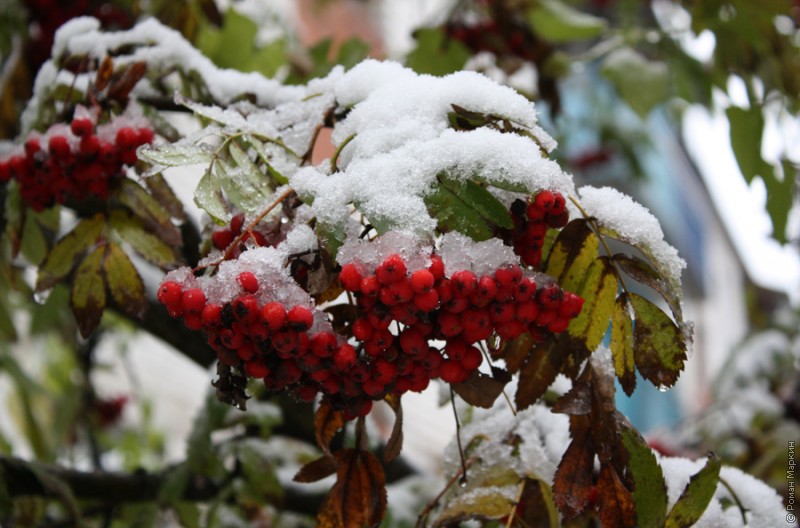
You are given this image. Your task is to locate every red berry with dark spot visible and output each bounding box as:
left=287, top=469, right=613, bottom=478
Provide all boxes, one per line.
left=237, top=271, right=259, bottom=293
left=376, top=254, right=407, bottom=284
left=339, top=263, right=363, bottom=292
left=181, top=288, right=206, bottom=314
left=158, top=281, right=183, bottom=306
left=287, top=305, right=314, bottom=331
left=261, top=302, right=287, bottom=330
left=70, top=118, right=93, bottom=137
left=410, top=269, right=435, bottom=293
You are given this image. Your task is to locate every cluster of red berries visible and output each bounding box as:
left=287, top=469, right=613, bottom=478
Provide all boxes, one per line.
left=158, top=243, right=583, bottom=418
left=0, top=118, right=154, bottom=210
left=211, top=213, right=269, bottom=258
left=504, top=190, right=569, bottom=268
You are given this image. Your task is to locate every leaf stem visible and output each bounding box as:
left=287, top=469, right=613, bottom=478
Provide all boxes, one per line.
left=719, top=476, right=749, bottom=525
left=449, top=387, right=469, bottom=486
left=330, top=133, right=356, bottom=173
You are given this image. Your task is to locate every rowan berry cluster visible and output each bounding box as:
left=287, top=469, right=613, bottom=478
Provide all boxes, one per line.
left=505, top=189, right=569, bottom=267
left=0, top=116, right=154, bottom=210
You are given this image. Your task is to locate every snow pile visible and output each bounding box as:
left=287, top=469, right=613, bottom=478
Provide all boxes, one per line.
left=578, top=185, right=686, bottom=286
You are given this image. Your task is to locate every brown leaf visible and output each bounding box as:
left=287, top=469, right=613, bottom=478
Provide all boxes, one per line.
left=294, top=455, right=337, bottom=483
left=317, top=449, right=387, bottom=528
left=382, top=394, right=403, bottom=463
left=95, top=56, right=113, bottom=91
left=552, top=418, right=595, bottom=519
left=596, top=463, right=636, bottom=528
left=452, top=367, right=510, bottom=409
left=553, top=365, right=592, bottom=415
left=145, top=174, right=187, bottom=221
left=107, top=62, right=147, bottom=103
left=315, top=399, right=346, bottom=457
left=515, top=339, right=566, bottom=410
left=499, top=333, right=534, bottom=374
left=516, top=478, right=559, bottom=527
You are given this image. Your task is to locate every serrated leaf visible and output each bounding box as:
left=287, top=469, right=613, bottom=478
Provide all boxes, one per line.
left=544, top=219, right=597, bottom=288
left=602, top=47, right=669, bottom=117
left=145, top=173, right=187, bottom=221
left=516, top=338, right=567, bottom=410
left=726, top=105, right=769, bottom=184
left=425, top=175, right=512, bottom=241
left=317, top=449, right=387, bottom=528
left=194, top=165, right=230, bottom=223
left=226, top=140, right=273, bottom=204
left=552, top=419, right=594, bottom=518
left=620, top=427, right=668, bottom=528
left=665, top=454, right=721, bottom=528
left=527, top=0, right=607, bottom=43
left=103, top=243, right=147, bottom=320
left=138, top=142, right=213, bottom=167
left=383, top=394, right=403, bottom=463
left=611, top=294, right=636, bottom=396
left=452, top=367, right=511, bottom=409
left=37, top=213, right=105, bottom=292
left=244, top=135, right=288, bottom=185
left=109, top=210, right=181, bottom=269
left=314, top=400, right=346, bottom=457
left=119, top=179, right=182, bottom=247
left=596, top=463, right=636, bottom=528
left=216, top=157, right=270, bottom=216
left=568, top=258, right=617, bottom=351
left=629, top=293, right=687, bottom=389
left=406, top=28, right=470, bottom=76
left=70, top=246, right=106, bottom=338
left=612, top=253, right=683, bottom=324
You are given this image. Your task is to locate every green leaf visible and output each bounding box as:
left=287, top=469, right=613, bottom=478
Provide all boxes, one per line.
left=138, top=142, right=213, bottom=168
left=545, top=219, right=598, bottom=289
left=20, top=213, right=48, bottom=265
left=611, top=294, right=636, bottom=396
left=620, top=427, right=668, bottom=528
left=629, top=293, right=687, bottom=389
left=406, top=28, right=470, bottom=76
left=70, top=246, right=106, bottom=338
left=195, top=165, right=230, bottom=223
left=424, top=175, right=513, bottom=241
left=196, top=8, right=286, bottom=77
left=244, top=135, right=288, bottom=185
left=119, top=179, right=182, bottom=247
left=237, top=441, right=283, bottom=505
left=215, top=158, right=267, bottom=217
left=37, top=213, right=105, bottom=292
left=611, top=253, right=684, bottom=326
left=0, top=298, right=15, bottom=341
left=726, top=105, right=770, bottom=184
left=665, top=454, right=721, bottom=528
left=568, top=258, right=617, bottom=352
left=602, top=47, right=670, bottom=117
left=527, top=0, right=607, bottom=43
left=173, top=502, right=202, bottom=528
left=103, top=243, right=147, bottom=320
left=762, top=159, right=796, bottom=243
left=186, top=393, right=229, bottom=476
left=109, top=210, right=181, bottom=269
left=225, top=140, right=274, bottom=210
left=335, top=38, right=370, bottom=70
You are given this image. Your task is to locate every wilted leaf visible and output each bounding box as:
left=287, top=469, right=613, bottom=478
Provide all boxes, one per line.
left=383, top=394, right=403, bottom=463
left=516, top=478, right=559, bottom=528
left=103, top=243, right=147, bottom=320
left=118, top=179, right=182, bottom=247
left=37, top=213, right=105, bottom=292
left=406, top=28, right=470, bottom=76
left=602, top=47, right=669, bottom=117
left=596, top=463, right=636, bottom=528
left=95, top=56, right=113, bottom=91
left=568, top=258, right=617, bottom=351
left=452, top=367, right=511, bottom=409
left=619, top=427, right=667, bottom=528
left=665, top=454, right=721, bottom=528
left=527, top=0, right=607, bottom=43
left=552, top=369, right=592, bottom=415
left=70, top=246, right=106, bottom=338
left=553, top=419, right=594, bottom=518
left=314, top=400, right=346, bottom=457
left=317, top=449, right=387, bottom=528
left=294, top=455, right=338, bottom=483
left=501, top=332, right=534, bottom=374
left=544, top=219, right=597, bottom=288
left=109, top=210, right=181, bottom=269
left=611, top=294, right=636, bottom=396
left=516, top=338, right=566, bottom=410
left=629, top=293, right=687, bottom=389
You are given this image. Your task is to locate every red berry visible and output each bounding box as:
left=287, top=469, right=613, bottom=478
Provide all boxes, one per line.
left=547, top=317, right=571, bottom=333
left=352, top=318, right=374, bottom=341
left=24, top=137, right=41, bottom=156
left=272, top=330, right=299, bottom=356
left=546, top=211, right=569, bottom=229
left=410, top=269, right=435, bottom=293
left=334, top=344, right=357, bottom=371
left=136, top=127, right=154, bottom=145
left=444, top=340, right=467, bottom=360
left=399, top=328, right=428, bottom=356
left=460, top=345, right=483, bottom=371
left=339, top=263, right=363, bottom=292
left=287, top=305, right=314, bottom=331
left=438, top=311, right=463, bottom=337
left=514, top=278, right=536, bottom=302
left=439, top=360, right=467, bottom=384
left=536, top=284, right=563, bottom=311
left=261, top=302, right=287, bottom=330
left=376, top=254, right=407, bottom=284
left=70, top=118, right=93, bottom=137
left=157, top=281, right=183, bottom=306
left=558, top=292, right=584, bottom=318
left=451, top=270, right=477, bottom=297
left=201, top=303, right=223, bottom=327
left=359, top=276, right=380, bottom=297
left=428, top=254, right=445, bottom=281
left=212, top=229, right=235, bottom=250
left=181, top=288, right=206, bottom=314
left=421, top=348, right=443, bottom=371
left=516, top=301, right=540, bottom=324
left=79, top=135, right=101, bottom=157
left=550, top=193, right=566, bottom=215
left=237, top=271, right=259, bottom=294
left=48, top=135, right=71, bottom=158
left=233, top=295, right=260, bottom=323
left=373, top=360, right=397, bottom=384
left=115, top=127, right=138, bottom=150
left=413, top=289, right=439, bottom=312
left=230, top=213, right=246, bottom=234
left=310, top=332, right=338, bottom=357
left=490, top=301, right=516, bottom=324
left=533, top=190, right=555, bottom=211
left=184, top=313, right=203, bottom=330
